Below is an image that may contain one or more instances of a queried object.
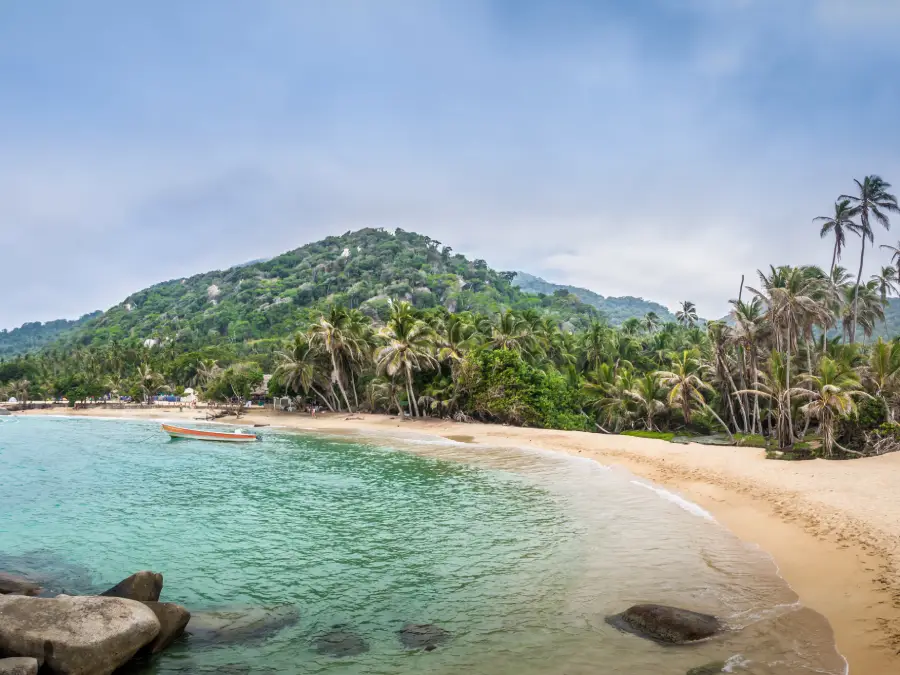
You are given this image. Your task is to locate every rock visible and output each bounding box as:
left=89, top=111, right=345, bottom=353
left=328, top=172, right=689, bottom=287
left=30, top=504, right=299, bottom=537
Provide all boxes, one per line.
left=140, top=602, right=191, bottom=654
left=0, top=573, right=42, bottom=597
left=605, top=604, right=722, bottom=644
left=313, top=626, right=369, bottom=657
left=687, top=662, right=726, bottom=675
left=397, top=623, right=450, bottom=650
left=100, top=571, right=163, bottom=602
left=0, top=595, right=160, bottom=675
left=0, top=658, right=39, bottom=675
left=0, top=551, right=96, bottom=597
left=0, top=409, right=11, bottom=416
left=186, top=605, right=299, bottom=645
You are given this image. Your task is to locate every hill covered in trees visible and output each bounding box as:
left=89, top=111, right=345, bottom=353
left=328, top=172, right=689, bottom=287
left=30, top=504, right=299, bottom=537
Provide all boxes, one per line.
left=0, top=312, right=101, bottom=359
left=41, top=228, right=601, bottom=351
left=512, top=272, right=677, bottom=325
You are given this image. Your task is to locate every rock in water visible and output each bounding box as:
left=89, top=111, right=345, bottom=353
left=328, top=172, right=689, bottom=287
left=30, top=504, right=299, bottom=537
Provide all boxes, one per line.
left=313, top=627, right=369, bottom=657
left=0, top=658, right=39, bottom=675
left=686, top=662, right=726, bottom=675
left=186, top=605, right=299, bottom=645
left=140, top=602, right=191, bottom=654
left=0, top=595, right=160, bottom=675
left=0, top=409, right=11, bottom=416
left=0, top=573, right=42, bottom=597
left=397, top=624, right=450, bottom=650
left=605, top=604, right=721, bottom=644
left=100, top=571, right=163, bottom=602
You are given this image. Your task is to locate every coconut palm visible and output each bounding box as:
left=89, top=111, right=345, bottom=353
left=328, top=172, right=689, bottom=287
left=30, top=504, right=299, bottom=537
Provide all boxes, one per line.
left=308, top=305, right=360, bottom=412
left=799, top=357, right=868, bottom=457
left=840, top=282, right=885, bottom=342
left=135, top=363, right=164, bottom=403
left=815, top=199, right=857, bottom=276
left=621, top=317, right=642, bottom=336
left=580, top=320, right=610, bottom=372
left=864, top=338, right=900, bottom=421
left=375, top=301, right=438, bottom=418
left=730, top=297, right=768, bottom=434
left=675, top=301, right=698, bottom=328
left=627, top=372, right=668, bottom=431
left=192, top=358, right=221, bottom=388
left=879, top=240, right=900, bottom=286
left=706, top=320, right=746, bottom=433
left=583, top=367, right=636, bottom=433
left=643, top=312, right=660, bottom=334
left=490, top=310, right=540, bottom=356
left=841, top=176, right=900, bottom=342
left=656, top=350, right=733, bottom=440
left=870, top=265, right=898, bottom=304
left=275, top=333, right=334, bottom=411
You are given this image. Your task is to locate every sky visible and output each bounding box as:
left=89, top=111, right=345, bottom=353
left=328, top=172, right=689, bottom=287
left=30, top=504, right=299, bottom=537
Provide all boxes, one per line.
left=3, top=0, right=900, bottom=329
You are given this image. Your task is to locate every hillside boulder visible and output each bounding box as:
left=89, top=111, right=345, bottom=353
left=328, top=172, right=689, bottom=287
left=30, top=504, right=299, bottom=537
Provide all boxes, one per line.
left=100, top=571, right=162, bottom=603
left=0, top=573, right=41, bottom=597
left=605, top=604, right=722, bottom=644
left=140, top=602, right=191, bottom=654
left=0, top=595, right=160, bottom=675
left=0, top=658, right=39, bottom=675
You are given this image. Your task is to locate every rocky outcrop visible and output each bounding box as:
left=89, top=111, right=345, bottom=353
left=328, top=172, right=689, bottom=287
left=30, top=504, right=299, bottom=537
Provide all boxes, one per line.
left=0, top=658, right=39, bottom=675
left=314, top=627, right=369, bottom=657
left=686, top=662, right=726, bottom=675
left=186, top=605, right=299, bottom=645
left=605, top=604, right=722, bottom=644
left=397, top=623, right=450, bottom=650
left=100, top=571, right=163, bottom=603
left=0, top=573, right=41, bottom=597
left=140, top=602, right=191, bottom=654
left=0, top=595, right=160, bottom=675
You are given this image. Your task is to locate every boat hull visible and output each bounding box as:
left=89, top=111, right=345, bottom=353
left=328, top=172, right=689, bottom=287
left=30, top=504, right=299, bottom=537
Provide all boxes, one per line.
left=161, top=424, right=259, bottom=443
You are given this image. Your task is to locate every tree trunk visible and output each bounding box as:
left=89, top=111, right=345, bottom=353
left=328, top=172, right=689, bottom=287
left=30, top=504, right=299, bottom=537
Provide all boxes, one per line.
left=703, top=403, right=735, bottom=444
left=349, top=370, right=360, bottom=410
left=830, top=239, right=838, bottom=278
left=724, top=354, right=748, bottom=433
left=408, top=374, right=421, bottom=418
left=310, top=385, right=335, bottom=411
left=851, top=231, right=867, bottom=343
left=330, top=353, right=353, bottom=412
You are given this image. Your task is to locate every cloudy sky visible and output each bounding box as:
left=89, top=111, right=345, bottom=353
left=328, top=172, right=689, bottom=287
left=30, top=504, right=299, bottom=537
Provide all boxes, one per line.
left=3, top=0, right=900, bottom=329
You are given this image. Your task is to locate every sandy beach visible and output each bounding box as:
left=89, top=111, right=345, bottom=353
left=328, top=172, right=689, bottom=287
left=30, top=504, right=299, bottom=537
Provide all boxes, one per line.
left=18, top=406, right=900, bottom=672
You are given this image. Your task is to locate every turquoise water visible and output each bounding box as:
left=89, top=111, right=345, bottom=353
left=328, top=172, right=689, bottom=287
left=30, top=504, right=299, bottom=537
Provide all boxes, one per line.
left=0, top=417, right=846, bottom=674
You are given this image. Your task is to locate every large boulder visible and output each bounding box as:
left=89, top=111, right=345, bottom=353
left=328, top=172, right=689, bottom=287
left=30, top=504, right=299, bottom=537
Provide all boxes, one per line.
left=186, top=605, right=299, bottom=646
left=0, top=573, right=42, bottom=597
left=313, top=627, right=369, bottom=657
left=397, top=623, right=450, bottom=650
left=0, top=658, right=38, bottom=675
left=100, top=572, right=162, bottom=603
left=605, top=604, right=722, bottom=645
left=140, top=602, right=191, bottom=654
left=0, top=595, right=160, bottom=675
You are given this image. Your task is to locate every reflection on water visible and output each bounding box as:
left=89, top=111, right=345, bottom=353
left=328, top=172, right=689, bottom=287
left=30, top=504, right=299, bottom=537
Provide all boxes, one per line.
left=0, top=417, right=845, bottom=674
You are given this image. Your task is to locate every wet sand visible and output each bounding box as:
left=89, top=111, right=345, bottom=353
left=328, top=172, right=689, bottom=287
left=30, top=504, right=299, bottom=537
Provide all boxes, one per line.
left=18, top=406, right=900, bottom=672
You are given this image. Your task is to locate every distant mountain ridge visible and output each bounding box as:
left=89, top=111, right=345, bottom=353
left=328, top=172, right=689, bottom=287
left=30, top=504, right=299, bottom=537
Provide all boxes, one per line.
left=0, top=312, right=101, bottom=358
left=512, top=272, right=676, bottom=325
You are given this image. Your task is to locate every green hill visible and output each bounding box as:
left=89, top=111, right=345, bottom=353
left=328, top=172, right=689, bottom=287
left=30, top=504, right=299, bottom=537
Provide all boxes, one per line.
left=512, top=272, right=676, bottom=325
left=0, top=312, right=101, bottom=358
left=40, top=228, right=600, bottom=352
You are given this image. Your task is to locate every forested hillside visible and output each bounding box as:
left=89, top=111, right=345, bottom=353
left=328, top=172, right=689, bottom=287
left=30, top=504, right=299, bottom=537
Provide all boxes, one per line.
left=55, top=228, right=599, bottom=350
left=513, top=272, right=677, bottom=325
left=0, top=313, right=100, bottom=358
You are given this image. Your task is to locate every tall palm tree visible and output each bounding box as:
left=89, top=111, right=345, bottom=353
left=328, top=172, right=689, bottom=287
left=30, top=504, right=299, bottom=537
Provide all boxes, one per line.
left=864, top=338, right=900, bottom=422
left=814, top=199, right=856, bottom=276
left=627, top=372, right=668, bottom=431
left=675, top=301, right=698, bottom=328
left=490, top=310, right=540, bottom=356
left=136, top=363, right=164, bottom=404
left=656, top=350, right=733, bottom=440
left=275, top=333, right=334, bottom=411
left=621, top=317, right=642, bottom=336
left=841, top=176, right=900, bottom=342
left=799, top=357, right=868, bottom=457
left=734, top=351, right=805, bottom=449
left=375, top=301, right=438, bottom=418
left=879, top=239, right=900, bottom=286
left=192, top=358, right=221, bottom=388
left=840, top=282, right=885, bottom=342
left=308, top=305, right=359, bottom=412
left=730, top=297, right=768, bottom=434
left=643, top=311, right=660, bottom=334
left=706, top=320, right=746, bottom=433
left=870, top=265, right=898, bottom=304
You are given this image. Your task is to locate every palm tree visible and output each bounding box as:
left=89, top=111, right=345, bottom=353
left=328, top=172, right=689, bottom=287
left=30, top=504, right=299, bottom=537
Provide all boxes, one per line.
left=627, top=372, right=668, bottom=431
left=730, top=297, right=768, bottom=434
left=136, top=363, right=164, bottom=404
left=643, top=312, right=660, bottom=334
left=815, top=199, right=856, bottom=276
left=490, top=310, right=540, bottom=356
left=864, top=337, right=900, bottom=421
left=275, top=333, right=334, bottom=411
left=870, top=265, right=898, bottom=304
left=583, top=367, right=635, bottom=433
left=580, top=320, right=610, bottom=372
left=192, top=358, right=221, bottom=388
left=840, top=282, right=885, bottom=342
left=375, top=301, right=438, bottom=418
left=675, top=301, right=698, bottom=328
left=308, top=305, right=359, bottom=412
left=621, top=317, right=642, bottom=336
left=706, top=320, right=746, bottom=433
left=656, top=350, right=733, bottom=440
left=841, top=176, right=900, bottom=342
left=799, top=357, right=868, bottom=457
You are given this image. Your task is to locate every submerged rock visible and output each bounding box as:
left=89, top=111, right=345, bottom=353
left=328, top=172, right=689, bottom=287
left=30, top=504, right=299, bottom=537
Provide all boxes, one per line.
left=0, top=550, right=97, bottom=597
left=0, top=573, right=42, bottom=597
left=0, top=409, right=11, bottom=416
left=314, top=626, right=369, bottom=657
left=186, top=605, right=299, bottom=646
left=686, top=662, right=726, bottom=675
left=101, top=571, right=163, bottom=603
left=605, top=604, right=722, bottom=645
left=0, top=595, right=160, bottom=675
left=398, top=623, right=450, bottom=650
left=140, top=602, right=191, bottom=654
left=0, top=658, right=39, bottom=675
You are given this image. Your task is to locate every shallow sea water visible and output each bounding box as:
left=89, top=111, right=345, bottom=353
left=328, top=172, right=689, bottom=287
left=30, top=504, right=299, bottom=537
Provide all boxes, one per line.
left=0, top=417, right=846, bottom=674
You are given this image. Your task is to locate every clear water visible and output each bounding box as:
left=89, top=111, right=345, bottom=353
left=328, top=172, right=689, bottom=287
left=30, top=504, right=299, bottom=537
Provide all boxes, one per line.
left=0, top=417, right=846, bottom=674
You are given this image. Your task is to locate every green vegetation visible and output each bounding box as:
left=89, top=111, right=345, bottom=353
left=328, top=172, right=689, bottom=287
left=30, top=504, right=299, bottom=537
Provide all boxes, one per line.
left=622, top=430, right=676, bottom=441
left=3, top=175, right=900, bottom=458
left=0, top=312, right=101, bottom=358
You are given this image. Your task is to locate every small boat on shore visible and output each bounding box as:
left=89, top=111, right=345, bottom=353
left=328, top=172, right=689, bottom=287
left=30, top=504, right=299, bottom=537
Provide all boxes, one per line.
left=161, top=424, right=260, bottom=443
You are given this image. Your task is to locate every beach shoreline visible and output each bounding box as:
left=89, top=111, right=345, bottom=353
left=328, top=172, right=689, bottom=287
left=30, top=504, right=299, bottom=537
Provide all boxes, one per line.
left=17, top=406, right=900, bottom=672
